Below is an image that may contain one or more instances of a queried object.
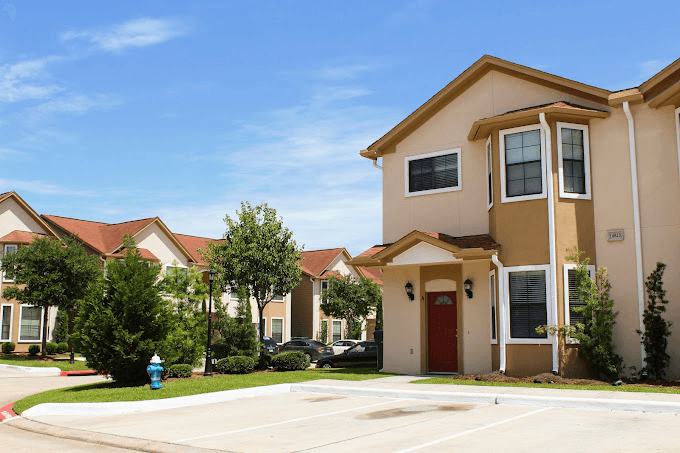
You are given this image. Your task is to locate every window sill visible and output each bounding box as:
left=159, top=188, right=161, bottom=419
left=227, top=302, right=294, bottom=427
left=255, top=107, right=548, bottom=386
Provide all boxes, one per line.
left=505, top=338, right=551, bottom=345
left=405, top=186, right=462, bottom=198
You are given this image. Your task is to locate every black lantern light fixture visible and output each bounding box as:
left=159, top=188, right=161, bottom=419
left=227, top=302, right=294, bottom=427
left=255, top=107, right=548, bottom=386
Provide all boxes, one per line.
left=404, top=282, right=414, bottom=301
left=204, top=269, right=217, bottom=376
left=464, top=278, right=473, bottom=299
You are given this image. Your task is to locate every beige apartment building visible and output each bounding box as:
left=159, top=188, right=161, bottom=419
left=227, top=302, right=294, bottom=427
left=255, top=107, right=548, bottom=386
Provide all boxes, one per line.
left=352, top=55, right=680, bottom=378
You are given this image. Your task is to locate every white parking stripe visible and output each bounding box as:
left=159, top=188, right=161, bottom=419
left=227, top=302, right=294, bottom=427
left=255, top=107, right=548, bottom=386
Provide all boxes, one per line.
left=394, top=407, right=551, bottom=452
left=173, top=399, right=395, bottom=443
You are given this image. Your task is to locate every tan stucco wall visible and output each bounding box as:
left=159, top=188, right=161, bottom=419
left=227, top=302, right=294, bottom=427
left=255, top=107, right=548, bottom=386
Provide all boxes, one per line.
left=0, top=198, right=49, bottom=238
left=135, top=223, right=190, bottom=268
left=505, top=344, right=553, bottom=377
left=460, top=260, right=492, bottom=374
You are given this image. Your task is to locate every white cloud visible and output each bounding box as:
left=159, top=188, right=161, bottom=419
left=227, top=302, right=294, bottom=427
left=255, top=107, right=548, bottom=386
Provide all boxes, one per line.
left=0, top=56, right=62, bottom=102
left=61, top=18, right=187, bottom=52
left=386, top=0, right=440, bottom=26
left=30, top=93, right=121, bottom=117
left=0, top=179, right=92, bottom=196
left=314, top=64, right=382, bottom=81
left=0, top=147, right=25, bottom=159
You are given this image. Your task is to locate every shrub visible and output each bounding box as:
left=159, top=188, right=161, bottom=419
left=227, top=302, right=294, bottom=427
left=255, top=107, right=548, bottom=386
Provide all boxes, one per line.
left=257, top=353, right=272, bottom=370
left=45, top=342, right=59, bottom=355
left=215, top=356, right=256, bottom=374
left=271, top=351, right=309, bottom=371
left=28, top=344, right=40, bottom=356
left=53, top=309, right=69, bottom=344
left=2, top=342, right=15, bottom=354
left=638, top=262, right=673, bottom=380
left=57, top=342, right=69, bottom=354
left=167, top=363, right=193, bottom=379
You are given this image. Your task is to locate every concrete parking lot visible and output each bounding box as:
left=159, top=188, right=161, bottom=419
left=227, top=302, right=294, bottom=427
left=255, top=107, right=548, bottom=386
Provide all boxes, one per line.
left=18, top=378, right=680, bottom=452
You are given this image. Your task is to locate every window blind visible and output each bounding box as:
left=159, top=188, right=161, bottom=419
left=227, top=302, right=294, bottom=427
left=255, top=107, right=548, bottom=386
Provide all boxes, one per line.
left=508, top=270, right=547, bottom=339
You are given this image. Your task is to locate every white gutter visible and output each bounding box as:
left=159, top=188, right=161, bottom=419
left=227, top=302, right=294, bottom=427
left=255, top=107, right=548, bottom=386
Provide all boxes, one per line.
left=539, top=113, right=559, bottom=374
left=491, top=254, right=506, bottom=373
left=371, top=158, right=383, bottom=170
left=623, top=101, right=646, bottom=369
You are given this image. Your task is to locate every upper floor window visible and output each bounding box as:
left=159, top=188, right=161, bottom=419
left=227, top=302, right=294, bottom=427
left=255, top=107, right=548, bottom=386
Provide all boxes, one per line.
left=321, top=280, right=328, bottom=293
left=3, top=244, right=17, bottom=282
left=557, top=122, right=591, bottom=199
left=271, top=293, right=285, bottom=302
left=486, top=136, right=493, bottom=209
left=405, top=148, right=462, bottom=197
left=499, top=125, right=546, bottom=203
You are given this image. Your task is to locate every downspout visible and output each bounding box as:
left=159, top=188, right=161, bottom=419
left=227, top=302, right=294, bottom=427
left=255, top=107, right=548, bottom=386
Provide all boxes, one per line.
left=371, top=158, right=383, bottom=170
left=675, top=107, right=680, bottom=191
left=623, top=101, right=646, bottom=369
left=539, top=113, right=559, bottom=374
left=491, top=254, right=506, bottom=373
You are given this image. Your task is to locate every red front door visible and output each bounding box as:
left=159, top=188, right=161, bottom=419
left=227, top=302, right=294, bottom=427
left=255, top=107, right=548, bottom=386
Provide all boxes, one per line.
left=428, top=291, right=458, bottom=373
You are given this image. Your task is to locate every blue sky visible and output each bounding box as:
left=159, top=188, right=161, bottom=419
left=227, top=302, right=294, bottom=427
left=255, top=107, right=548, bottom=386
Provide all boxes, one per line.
left=1, top=1, right=678, bottom=256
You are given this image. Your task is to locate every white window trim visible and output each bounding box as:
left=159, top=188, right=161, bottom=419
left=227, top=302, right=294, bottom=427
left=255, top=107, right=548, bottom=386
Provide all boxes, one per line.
left=3, top=244, right=18, bottom=283
left=556, top=122, right=591, bottom=200
left=271, top=317, right=284, bottom=344
left=499, top=125, right=547, bottom=203
left=404, top=148, right=462, bottom=197
left=503, top=264, right=553, bottom=345
left=271, top=293, right=285, bottom=302
left=18, top=304, right=43, bottom=343
left=486, top=135, right=493, bottom=210
left=332, top=319, right=343, bottom=342
left=228, top=287, right=239, bottom=301
left=489, top=269, right=497, bottom=344
left=1, top=303, right=12, bottom=342
left=320, top=280, right=328, bottom=294
left=563, top=264, right=596, bottom=344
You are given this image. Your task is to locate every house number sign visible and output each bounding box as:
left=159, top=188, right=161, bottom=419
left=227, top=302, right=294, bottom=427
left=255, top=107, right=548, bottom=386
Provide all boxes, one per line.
left=607, top=229, right=624, bottom=242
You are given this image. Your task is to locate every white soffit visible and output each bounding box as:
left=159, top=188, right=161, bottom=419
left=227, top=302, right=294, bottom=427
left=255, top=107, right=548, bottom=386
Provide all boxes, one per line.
left=389, top=241, right=461, bottom=266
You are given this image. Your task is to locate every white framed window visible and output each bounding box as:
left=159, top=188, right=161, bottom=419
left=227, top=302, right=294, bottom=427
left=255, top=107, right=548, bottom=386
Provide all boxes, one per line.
left=271, top=317, right=284, bottom=344
left=3, top=244, right=18, bottom=282
left=320, top=280, right=328, bottom=293
left=563, top=264, right=596, bottom=340
left=499, top=125, right=547, bottom=203
left=489, top=269, right=497, bottom=344
left=503, top=264, right=553, bottom=344
left=557, top=122, right=591, bottom=199
left=404, top=148, right=462, bottom=197
left=332, top=319, right=342, bottom=342
left=486, top=135, right=493, bottom=210
left=229, top=287, right=239, bottom=300
left=271, top=293, right=285, bottom=302
left=1, top=304, right=12, bottom=342
left=19, top=305, right=43, bottom=342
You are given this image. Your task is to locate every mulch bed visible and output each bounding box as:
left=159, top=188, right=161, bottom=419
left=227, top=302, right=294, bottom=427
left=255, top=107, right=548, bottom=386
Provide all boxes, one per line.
left=449, top=371, right=680, bottom=389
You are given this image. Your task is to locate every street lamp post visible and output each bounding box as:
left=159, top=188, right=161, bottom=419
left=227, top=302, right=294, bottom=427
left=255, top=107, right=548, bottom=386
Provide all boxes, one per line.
left=204, top=269, right=217, bottom=376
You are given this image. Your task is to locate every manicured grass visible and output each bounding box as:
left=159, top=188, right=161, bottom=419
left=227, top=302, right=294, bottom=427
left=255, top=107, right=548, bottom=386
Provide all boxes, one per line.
left=13, top=368, right=392, bottom=414
left=0, top=355, right=90, bottom=372
left=414, top=377, right=680, bottom=394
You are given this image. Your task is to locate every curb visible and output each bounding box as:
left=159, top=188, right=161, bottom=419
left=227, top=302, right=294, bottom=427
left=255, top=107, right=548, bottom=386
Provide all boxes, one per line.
left=0, top=364, right=61, bottom=375
left=0, top=403, right=17, bottom=423
left=59, top=370, right=98, bottom=376
left=4, top=417, right=228, bottom=453
left=291, top=383, right=680, bottom=414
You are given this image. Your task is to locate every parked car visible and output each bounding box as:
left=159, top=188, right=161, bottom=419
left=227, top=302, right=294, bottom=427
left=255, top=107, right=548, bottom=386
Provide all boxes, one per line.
left=279, top=338, right=328, bottom=362
left=262, top=336, right=279, bottom=355
left=316, top=340, right=378, bottom=369
left=326, top=339, right=360, bottom=355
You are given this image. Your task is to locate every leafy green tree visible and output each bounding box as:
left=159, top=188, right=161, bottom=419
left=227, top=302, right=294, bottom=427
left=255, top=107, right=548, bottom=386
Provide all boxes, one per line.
left=1, top=235, right=102, bottom=359
left=567, top=248, right=624, bottom=379
left=320, top=274, right=382, bottom=339
left=213, top=286, right=259, bottom=358
left=73, top=238, right=173, bottom=385
left=53, top=309, right=69, bottom=344
left=157, top=263, right=208, bottom=367
left=638, top=262, right=672, bottom=380
left=205, top=202, right=302, bottom=344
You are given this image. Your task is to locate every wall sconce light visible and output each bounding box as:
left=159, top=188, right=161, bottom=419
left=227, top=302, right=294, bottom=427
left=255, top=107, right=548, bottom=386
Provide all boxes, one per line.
left=404, top=282, right=414, bottom=301
left=464, top=278, right=473, bottom=299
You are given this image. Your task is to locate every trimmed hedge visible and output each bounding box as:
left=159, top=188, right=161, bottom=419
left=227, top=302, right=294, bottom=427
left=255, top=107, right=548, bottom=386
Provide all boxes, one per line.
left=57, top=342, right=69, bottom=354
left=28, top=345, right=40, bottom=356
left=45, top=342, right=59, bottom=355
left=271, top=351, right=309, bottom=371
left=2, top=342, right=15, bottom=354
left=167, top=363, right=192, bottom=379
left=215, top=356, right=256, bottom=374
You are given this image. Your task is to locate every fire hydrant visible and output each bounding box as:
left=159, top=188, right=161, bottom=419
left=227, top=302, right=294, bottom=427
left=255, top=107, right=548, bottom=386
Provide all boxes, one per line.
left=147, top=353, right=164, bottom=390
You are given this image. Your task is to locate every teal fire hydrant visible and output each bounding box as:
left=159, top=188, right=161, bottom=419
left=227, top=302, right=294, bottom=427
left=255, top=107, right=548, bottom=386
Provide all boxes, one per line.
left=147, top=353, right=164, bottom=390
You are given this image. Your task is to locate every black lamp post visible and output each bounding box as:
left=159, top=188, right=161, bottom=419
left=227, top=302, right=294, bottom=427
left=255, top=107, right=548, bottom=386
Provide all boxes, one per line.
left=204, top=269, right=217, bottom=376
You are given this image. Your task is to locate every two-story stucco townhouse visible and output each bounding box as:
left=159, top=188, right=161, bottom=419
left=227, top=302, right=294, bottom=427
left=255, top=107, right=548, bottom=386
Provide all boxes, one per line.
left=351, top=55, right=680, bottom=378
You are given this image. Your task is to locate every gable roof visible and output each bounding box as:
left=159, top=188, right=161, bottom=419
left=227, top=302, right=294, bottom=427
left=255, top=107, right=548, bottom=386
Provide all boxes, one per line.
left=298, top=247, right=349, bottom=277
left=0, top=191, right=59, bottom=237
left=174, top=233, right=224, bottom=267
left=0, top=230, right=49, bottom=244
left=361, top=55, right=612, bottom=158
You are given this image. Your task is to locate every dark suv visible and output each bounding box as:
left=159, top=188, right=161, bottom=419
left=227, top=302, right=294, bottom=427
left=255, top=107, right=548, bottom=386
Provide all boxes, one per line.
left=262, top=336, right=279, bottom=355
left=278, top=338, right=328, bottom=362
left=316, top=340, right=377, bottom=369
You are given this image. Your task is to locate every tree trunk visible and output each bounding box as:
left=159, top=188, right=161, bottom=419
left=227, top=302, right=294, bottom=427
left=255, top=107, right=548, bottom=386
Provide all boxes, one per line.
left=41, top=306, right=48, bottom=357
left=258, top=303, right=265, bottom=344
left=68, top=308, right=75, bottom=364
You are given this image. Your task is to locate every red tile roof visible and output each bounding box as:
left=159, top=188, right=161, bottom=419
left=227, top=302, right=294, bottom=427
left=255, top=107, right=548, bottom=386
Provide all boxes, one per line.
left=109, top=248, right=159, bottom=262
left=0, top=230, right=48, bottom=243
left=426, top=233, right=499, bottom=250
left=319, top=270, right=342, bottom=280
left=174, top=233, right=224, bottom=266
left=359, top=266, right=383, bottom=286
left=299, top=248, right=346, bottom=277
left=42, top=215, right=156, bottom=254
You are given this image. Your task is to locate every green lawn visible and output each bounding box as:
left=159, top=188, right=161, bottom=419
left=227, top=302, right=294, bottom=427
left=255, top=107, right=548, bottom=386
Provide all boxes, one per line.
left=0, top=355, right=90, bottom=372
left=414, top=377, right=680, bottom=394
left=13, top=368, right=392, bottom=414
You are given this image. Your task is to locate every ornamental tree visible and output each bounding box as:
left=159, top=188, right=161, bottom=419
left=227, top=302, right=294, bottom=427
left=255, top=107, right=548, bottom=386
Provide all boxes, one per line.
left=1, top=235, right=102, bottom=360
left=205, top=202, right=302, bottom=344
left=320, top=274, right=381, bottom=339
left=638, top=262, right=673, bottom=380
